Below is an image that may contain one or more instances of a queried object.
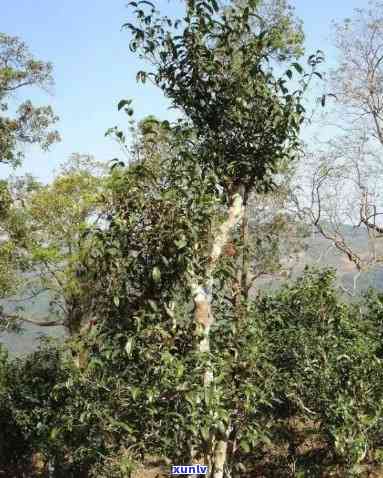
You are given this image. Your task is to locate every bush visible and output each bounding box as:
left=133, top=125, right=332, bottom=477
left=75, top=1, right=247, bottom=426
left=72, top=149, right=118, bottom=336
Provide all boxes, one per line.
left=244, top=267, right=383, bottom=475
left=2, top=268, right=383, bottom=477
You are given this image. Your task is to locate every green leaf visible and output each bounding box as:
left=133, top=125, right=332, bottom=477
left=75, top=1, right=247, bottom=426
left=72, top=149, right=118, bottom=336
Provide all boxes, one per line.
left=211, top=0, right=219, bottom=12
left=117, top=99, right=132, bottom=111
left=148, top=299, right=158, bottom=311
left=240, top=439, right=250, bottom=453
left=137, top=0, right=155, bottom=7
left=136, top=70, right=147, bottom=83
left=174, top=238, right=187, bottom=249
left=216, top=421, right=226, bottom=436
left=49, top=428, right=59, bottom=440
left=321, top=94, right=326, bottom=107
left=152, top=266, right=161, bottom=282
left=291, top=62, right=303, bottom=74
left=131, top=387, right=140, bottom=400
left=201, top=427, right=210, bottom=441
left=125, top=338, right=134, bottom=356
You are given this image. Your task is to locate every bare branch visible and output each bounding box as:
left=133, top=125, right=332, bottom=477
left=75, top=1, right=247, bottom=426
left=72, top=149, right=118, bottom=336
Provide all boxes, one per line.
left=0, top=312, right=64, bottom=327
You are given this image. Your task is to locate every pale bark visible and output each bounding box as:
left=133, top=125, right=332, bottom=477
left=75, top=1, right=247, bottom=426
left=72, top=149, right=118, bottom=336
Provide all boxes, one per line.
left=212, top=438, right=228, bottom=478
left=208, top=188, right=245, bottom=273
left=189, top=185, right=245, bottom=477
left=191, top=187, right=245, bottom=338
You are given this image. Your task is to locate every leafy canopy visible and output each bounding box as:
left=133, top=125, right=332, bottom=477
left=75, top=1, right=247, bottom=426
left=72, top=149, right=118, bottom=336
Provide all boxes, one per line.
left=0, top=33, right=60, bottom=166
left=123, top=0, right=321, bottom=194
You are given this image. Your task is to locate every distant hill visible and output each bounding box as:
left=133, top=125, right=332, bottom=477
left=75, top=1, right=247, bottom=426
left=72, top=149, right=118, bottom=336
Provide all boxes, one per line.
left=252, top=223, right=383, bottom=297
left=1, top=223, right=381, bottom=356
left=300, top=224, right=383, bottom=293
left=0, top=290, right=66, bottom=357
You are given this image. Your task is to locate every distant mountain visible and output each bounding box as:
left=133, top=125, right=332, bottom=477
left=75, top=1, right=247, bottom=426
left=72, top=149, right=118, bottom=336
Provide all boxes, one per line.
left=1, top=223, right=381, bottom=356
left=255, top=223, right=383, bottom=297
left=0, top=290, right=66, bottom=357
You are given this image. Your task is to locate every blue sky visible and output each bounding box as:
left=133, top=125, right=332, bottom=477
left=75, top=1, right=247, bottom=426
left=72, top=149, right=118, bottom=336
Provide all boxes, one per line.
left=1, top=0, right=366, bottom=182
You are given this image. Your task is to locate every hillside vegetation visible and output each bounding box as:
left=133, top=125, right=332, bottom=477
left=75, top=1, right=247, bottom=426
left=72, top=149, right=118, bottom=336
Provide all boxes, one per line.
left=2, top=1, right=383, bottom=477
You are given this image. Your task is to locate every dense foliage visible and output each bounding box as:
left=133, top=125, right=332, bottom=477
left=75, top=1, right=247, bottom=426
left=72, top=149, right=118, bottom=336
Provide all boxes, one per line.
left=0, top=32, right=60, bottom=166
left=1, top=270, right=383, bottom=476
left=3, top=1, right=383, bottom=478
left=0, top=155, right=107, bottom=334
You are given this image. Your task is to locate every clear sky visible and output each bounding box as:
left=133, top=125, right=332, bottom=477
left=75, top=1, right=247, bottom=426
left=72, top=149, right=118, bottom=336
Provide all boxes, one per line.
left=1, top=0, right=367, bottom=182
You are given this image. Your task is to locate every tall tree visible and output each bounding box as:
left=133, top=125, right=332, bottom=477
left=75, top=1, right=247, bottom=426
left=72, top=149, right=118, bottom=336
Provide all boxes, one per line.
left=0, top=32, right=60, bottom=166
left=0, top=154, right=107, bottom=335
left=80, top=1, right=319, bottom=476
left=293, top=1, right=383, bottom=295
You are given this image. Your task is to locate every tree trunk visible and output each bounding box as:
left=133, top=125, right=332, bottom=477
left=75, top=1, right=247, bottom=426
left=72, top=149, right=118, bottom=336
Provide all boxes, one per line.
left=234, top=188, right=249, bottom=321
left=212, top=438, right=228, bottom=478
left=241, top=189, right=249, bottom=303
left=190, top=185, right=245, bottom=477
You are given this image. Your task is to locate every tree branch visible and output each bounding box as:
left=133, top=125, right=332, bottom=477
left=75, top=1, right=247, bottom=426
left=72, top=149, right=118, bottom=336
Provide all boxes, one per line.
left=0, top=312, right=64, bottom=327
